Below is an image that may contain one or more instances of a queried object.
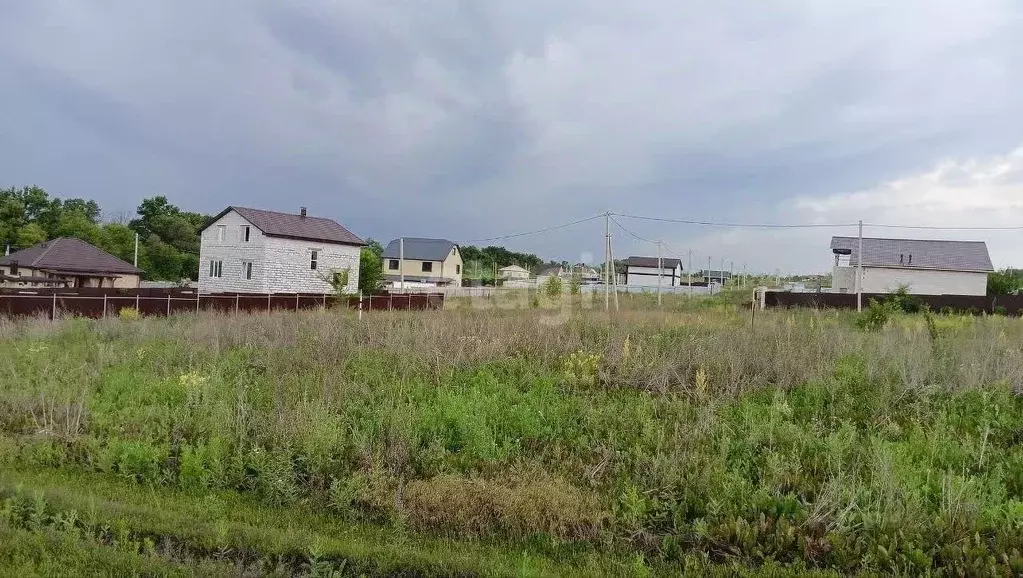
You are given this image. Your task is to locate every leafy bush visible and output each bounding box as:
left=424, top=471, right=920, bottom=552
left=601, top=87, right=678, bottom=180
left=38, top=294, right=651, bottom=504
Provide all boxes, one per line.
left=541, top=275, right=563, bottom=298
left=855, top=298, right=894, bottom=332
left=117, top=307, right=140, bottom=320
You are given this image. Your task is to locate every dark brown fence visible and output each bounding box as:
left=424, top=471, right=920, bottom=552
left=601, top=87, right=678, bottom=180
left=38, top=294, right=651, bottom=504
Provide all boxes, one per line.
left=0, top=288, right=444, bottom=320
left=764, top=291, right=1023, bottom=315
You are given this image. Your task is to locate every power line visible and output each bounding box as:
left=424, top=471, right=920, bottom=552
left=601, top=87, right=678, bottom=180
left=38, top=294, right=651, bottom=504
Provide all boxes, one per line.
left=864, top=222, right=1023, bottom=231
left=613, top=212, right=858, bottom=229
left=609, top=215, right=657, bottom=244
left=463, top=213, right=605, bottom=244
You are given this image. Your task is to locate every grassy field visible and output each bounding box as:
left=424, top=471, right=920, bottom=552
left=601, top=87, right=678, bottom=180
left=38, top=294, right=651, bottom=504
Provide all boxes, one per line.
left=1, top=294, right=1022, bottom=576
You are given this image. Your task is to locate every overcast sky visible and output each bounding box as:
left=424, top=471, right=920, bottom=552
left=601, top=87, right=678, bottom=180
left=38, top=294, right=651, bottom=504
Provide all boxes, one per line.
left=2, top=1, right=1022, bottom=273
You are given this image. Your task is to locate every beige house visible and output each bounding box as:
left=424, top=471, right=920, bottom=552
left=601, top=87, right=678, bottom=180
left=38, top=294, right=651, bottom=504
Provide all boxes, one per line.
left=382, top=238, right=463, bottom=288
left=0, top=237, right=142, bottom=289
left=499, top=265, right=531, bottom=280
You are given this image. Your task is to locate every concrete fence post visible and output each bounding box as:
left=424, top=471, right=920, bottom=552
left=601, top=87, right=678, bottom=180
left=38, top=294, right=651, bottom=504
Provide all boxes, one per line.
left=358, top=291, right=363, bottom=321
left=267, top=293, right=271, bottom=315
left=135, top=294, right=140, bottom=314
left=103, top=294, right=108, bottom=319
left=195, top=293, right=200, bottom=314
left=167, top=294, right=171, bottom=317
left=295, top=293, right=299, bottom=312
left=51, top=292, right=56, bottom=321
left=235, top=294, right=239, bottom=314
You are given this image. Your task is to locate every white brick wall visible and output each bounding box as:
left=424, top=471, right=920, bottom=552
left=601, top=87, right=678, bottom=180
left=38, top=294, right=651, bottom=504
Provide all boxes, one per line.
left=198, top=209, right=361, bottom=294
left=832, top=266, right=988, bottom=296
left=625, top=265, right=682, bottom=287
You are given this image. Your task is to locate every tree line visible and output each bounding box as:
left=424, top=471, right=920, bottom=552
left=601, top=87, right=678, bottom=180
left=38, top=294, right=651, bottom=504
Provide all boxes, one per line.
left=2, top=186, right=556, bottom=288
left=2, top=186, right=207, bottom=282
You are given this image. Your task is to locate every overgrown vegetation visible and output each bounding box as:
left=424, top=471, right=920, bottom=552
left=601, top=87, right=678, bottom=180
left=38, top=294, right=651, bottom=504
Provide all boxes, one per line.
left=1, top=303, right=1022, bottom=575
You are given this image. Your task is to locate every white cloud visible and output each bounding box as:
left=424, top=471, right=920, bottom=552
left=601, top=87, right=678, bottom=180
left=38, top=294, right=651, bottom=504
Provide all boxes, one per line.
left=642, top=148, right=1023, bottom=274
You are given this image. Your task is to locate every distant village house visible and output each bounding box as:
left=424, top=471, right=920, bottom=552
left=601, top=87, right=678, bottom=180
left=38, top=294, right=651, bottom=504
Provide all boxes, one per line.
left=382, top=238, right=463, bottom=288
left=0, top=238, right=142, bottom=289
left=623, top=256, right=683, bottom=287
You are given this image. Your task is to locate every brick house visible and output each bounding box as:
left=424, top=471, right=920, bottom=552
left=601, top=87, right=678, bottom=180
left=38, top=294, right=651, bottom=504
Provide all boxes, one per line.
left=0, top=237, right=142, bottom=289
left=198, top=206, right=365, bottom=294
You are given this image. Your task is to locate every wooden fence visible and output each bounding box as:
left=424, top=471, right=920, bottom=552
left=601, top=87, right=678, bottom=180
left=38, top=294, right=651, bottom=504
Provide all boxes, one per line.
left=764, top=291, right=1023, bottom=315
left=0, top=288, right=443, bottom=320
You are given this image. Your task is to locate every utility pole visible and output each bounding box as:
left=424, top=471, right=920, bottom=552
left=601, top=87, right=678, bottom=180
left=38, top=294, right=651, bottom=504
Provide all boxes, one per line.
left=688, top=249, right=693, bottom=298
left=604, top=213, right=610, bottom=311
left=133, top=233, right=139, bottom=267
left=708, top=256, right=712, bottom=293
left=657, top=240, right=663, bottom=307
left=730, top=261, right=734, bottom=288
left=608, top=227, right=620, bottom=311
left=720, top=257, right=725, bottom=287
left=399, top=237, right=405, bottom=290
left=856, top=220, right=863, bottom=312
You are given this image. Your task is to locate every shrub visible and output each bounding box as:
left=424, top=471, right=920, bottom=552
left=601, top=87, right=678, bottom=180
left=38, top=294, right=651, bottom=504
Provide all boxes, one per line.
left=856, top=298, right=894, bottom=332
left=118, top=307, right=140, bottom=320
left=541, top=275, right=563, bottom=299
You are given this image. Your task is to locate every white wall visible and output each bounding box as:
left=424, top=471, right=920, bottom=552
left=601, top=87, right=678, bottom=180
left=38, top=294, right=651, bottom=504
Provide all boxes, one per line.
left=625, top=265, right=682, bottom=287
left=833, top=266, right=988, bottom=296
left=198, top=209, right=361, bottom=294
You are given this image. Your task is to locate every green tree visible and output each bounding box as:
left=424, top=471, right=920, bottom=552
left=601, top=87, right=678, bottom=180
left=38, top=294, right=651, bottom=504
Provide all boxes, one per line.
left=55, top=211, right=103, bottom=245
left=365, top=238, right=384, bottom=258
left=15, top=223, right=46, bottom=247
left=358, top=247, right=384, bottom=294
left=98, top=223, right=139, bottom=264
left=988, top=268, right=1023, bottom=295
left=541, top=275, right=563, bottom=298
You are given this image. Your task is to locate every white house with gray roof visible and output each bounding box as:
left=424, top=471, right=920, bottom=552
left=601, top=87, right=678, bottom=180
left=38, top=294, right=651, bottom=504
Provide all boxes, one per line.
left=381, top=238, right=463, bottom=288
left=830, top=236, right=994, bottom=296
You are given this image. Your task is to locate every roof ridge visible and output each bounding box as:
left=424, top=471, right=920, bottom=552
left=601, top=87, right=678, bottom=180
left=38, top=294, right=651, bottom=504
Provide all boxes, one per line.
left=31, top=237, right=63, bottom=267
left=832, top=235, right=987, bottom=244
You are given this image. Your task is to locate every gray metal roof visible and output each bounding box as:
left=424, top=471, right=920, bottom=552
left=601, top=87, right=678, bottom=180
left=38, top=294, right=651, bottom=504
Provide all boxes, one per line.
left=0, top=238, right=143, bottom=275
left=382, top=238, right=457, bottom=261
left=831, top=236, right=994, bottom=272
left=623, top=256, right=682, bottom=269
left=205, top=206, right=366, bottom=246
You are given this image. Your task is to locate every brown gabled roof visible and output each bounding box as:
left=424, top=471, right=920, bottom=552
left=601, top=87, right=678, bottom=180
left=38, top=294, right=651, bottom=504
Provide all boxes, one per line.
left=0, top=238, right=143, bottom=275
left=205, top=206, right=366, bottom=246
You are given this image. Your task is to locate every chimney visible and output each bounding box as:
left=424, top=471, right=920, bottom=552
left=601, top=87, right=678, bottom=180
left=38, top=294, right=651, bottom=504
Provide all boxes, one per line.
left=300, top=207, right=307, bottom=218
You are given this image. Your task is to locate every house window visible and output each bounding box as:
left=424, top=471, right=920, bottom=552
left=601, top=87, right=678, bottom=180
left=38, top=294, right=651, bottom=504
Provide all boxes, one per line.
left=310, top=250, right=318, bottom=270
left=456, top=264, right=461, bottom=274
left=216, top=225, right=226, bottom=241
left=242, top=261, right=253, bottom=280
left=422, top=262, right=433, bottom=273
left=209, top=260, right=223, bottom=278
left=388, top=259, right=399, bottom=270
left=242, top=226, right=251, bottom=242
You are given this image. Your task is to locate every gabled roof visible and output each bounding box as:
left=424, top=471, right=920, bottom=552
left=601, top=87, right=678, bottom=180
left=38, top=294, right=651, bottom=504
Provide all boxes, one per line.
left=382, top=238, right=457, bottom=261
left=537, top=266, right=564, bottom=276
left=206, top=206, right=365, bottom=246
left=499, top=265, right=530, bottom=273
left=0, top=238, right=143, bottom=275
left=622, top=256, right=682, bottom=269
left=831, top=236, right=994, bottom=272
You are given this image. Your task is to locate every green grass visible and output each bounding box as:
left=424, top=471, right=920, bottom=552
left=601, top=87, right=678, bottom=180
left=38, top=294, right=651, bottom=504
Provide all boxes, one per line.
left=1, top=306, right=1023, bottom=575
